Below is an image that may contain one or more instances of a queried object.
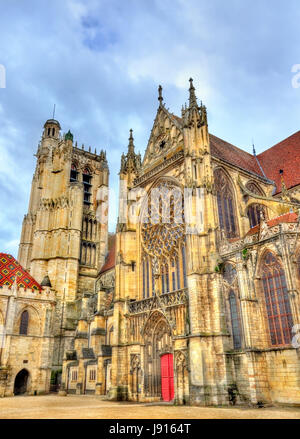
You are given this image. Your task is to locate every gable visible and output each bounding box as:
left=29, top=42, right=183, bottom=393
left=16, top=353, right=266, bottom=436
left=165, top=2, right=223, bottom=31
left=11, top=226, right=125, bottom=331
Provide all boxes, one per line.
left=142, top=106, right=183, bottom=170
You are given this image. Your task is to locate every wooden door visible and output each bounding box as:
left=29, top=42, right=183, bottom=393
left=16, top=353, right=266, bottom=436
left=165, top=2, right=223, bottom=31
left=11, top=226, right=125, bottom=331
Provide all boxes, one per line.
left=160, top=353, right=174, bottom=402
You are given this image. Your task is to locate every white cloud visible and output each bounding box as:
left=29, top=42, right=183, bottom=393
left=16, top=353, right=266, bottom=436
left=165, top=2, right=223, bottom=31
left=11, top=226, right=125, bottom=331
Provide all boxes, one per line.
left=1, top=0, right=300, bottom=257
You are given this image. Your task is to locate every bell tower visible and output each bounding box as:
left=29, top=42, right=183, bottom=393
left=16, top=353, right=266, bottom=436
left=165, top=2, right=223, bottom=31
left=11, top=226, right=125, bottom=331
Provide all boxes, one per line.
left=18, top=118, right=109, bottom=366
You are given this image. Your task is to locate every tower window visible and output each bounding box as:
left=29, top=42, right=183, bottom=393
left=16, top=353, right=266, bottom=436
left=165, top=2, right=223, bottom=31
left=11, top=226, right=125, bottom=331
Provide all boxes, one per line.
left=83, top=168, right=92, bottom=205
left=70, top=164, right=78, bottom=182
left=52, top=128, right=55, bottom=136
left=47, top=128, right=51, bottom=136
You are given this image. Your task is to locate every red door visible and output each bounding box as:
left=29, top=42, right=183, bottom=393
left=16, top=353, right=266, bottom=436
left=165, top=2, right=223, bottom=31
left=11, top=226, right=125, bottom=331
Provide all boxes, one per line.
left=160, top=353, right=174, bottom=402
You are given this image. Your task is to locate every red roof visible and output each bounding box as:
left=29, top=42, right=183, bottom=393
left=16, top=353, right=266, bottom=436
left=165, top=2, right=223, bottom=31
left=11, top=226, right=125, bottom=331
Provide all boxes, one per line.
left=166, top=107, right=300, bottom=193
left=246, top=212, right=298, bottom=236
left=209, top=134, right=264, bottom=177
left=257, top=131, right=300, bottom=194
left=99, top=239, right=116, bottom=274
left=0, top=253, right=42, bottom=291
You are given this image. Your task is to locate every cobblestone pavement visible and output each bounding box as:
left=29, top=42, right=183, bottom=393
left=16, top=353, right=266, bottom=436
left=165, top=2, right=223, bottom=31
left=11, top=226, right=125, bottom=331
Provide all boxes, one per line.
left=0, top=395, right=299, bottom=419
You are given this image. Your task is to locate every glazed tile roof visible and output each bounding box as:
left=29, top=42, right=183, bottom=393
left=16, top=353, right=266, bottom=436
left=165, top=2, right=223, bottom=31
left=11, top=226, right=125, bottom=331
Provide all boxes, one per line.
left=0, top=253, right=42, bottom=291
left=246, top=212, right=298, bottom=236
left=257, top=131, right=300, bottom=194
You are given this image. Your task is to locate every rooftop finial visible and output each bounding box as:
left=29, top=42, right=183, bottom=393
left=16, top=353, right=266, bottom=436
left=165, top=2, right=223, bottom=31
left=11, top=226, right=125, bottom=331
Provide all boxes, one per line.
left=52, top=104, right=56, bottom=119
left=252, top=139, right=256, bottom=156
left=188, top=78, right=198, bottom=108
left=128, top=128, right=134, bottom=153
left=158, top=85, right=163, bottom=106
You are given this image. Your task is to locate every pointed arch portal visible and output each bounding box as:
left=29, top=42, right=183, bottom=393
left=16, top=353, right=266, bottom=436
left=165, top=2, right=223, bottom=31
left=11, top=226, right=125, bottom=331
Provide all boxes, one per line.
left=14, top=369, right=29, bottom=395
left=143, top=311, right=174, bottom=401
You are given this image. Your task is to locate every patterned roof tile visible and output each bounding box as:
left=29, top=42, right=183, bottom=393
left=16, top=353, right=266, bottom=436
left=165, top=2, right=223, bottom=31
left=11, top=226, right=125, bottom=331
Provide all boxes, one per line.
left=0, top=253, right=42, bottom=291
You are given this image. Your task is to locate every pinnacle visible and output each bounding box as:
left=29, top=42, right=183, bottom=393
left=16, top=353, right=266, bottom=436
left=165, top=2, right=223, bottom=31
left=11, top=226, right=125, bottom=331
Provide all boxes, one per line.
left=188, top=77, right=198, bottom=109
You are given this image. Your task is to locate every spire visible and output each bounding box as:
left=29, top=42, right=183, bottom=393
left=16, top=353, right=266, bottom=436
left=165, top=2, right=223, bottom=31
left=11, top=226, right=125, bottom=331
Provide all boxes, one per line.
left=188, top=78, right=198, bottom=108
left=128, top=128, right=135, bottom=154
left=158, top=85, right=163, bottom=106
left=183, top=77, right=207, bottom=127
left=120, top=129, right=141, bottom=175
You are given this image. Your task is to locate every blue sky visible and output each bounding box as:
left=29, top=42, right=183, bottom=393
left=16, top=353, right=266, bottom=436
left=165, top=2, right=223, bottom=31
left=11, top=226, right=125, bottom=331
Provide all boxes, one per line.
left=1, top=0, right=300, bottom=257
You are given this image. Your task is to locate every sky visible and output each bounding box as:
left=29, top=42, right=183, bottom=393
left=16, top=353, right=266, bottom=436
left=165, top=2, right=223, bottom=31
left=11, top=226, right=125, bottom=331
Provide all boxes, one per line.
left=1, top=0, right=300, bottom=257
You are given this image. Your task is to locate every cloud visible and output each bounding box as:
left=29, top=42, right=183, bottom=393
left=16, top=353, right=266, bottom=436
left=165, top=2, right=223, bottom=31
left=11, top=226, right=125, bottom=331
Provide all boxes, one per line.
left=1, top=0, right=300, bottom=257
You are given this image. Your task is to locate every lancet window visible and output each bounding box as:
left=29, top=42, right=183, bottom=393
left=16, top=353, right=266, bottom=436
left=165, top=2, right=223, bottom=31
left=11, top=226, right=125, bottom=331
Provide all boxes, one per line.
left=261, top=252, right=293, bottom=346
left=214, top=168, right=238, bottom=238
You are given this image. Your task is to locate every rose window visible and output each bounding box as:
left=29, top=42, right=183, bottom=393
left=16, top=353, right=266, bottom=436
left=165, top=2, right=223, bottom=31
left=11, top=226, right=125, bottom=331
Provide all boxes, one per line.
left=141, top=181, right=185, bottom=258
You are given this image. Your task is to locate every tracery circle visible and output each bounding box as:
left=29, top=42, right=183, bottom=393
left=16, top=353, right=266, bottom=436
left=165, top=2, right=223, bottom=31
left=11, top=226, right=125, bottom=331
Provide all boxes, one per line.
left=141, top=181, right=185, bottom=258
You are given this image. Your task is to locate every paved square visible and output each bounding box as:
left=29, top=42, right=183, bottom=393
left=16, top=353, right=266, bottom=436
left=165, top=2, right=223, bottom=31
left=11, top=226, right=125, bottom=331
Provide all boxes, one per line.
left=0, top=395, right=299, bottom=419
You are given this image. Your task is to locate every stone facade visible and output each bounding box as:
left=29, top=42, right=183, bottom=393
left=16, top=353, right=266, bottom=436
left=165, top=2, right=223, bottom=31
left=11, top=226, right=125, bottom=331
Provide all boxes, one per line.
left=0, top=283, right=55, bottom=396
left=2, top=79, right=300, bottom=405
left=61, top=79, right=300, bottom=406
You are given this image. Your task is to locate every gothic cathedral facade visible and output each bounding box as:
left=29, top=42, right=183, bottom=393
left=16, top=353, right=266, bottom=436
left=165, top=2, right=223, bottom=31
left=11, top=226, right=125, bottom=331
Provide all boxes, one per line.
left=61, top=79, right=300, bottom=406
left=1, top=79, right=300, bottom=404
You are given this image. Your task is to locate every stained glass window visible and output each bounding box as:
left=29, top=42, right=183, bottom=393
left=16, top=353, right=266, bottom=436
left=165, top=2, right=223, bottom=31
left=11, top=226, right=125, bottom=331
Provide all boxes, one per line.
left=141, top=181, right=187, bottom=296
left=261, top=252, right=293, bottom=346
left=229, top=291, right=242, bottom=349
left=214, top=168, right=238, bottom=238
left=20, top=310, right=29, bottom=335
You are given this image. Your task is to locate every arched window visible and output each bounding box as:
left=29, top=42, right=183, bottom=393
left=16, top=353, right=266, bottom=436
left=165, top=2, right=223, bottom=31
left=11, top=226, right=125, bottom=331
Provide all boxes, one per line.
left=245, top=182, right=266, bottom=228
left=229, top=291, right=242, bottom=349
left=70, top=163, right=78, bottom=182
left=20, top=310, right=29, bottom=335
left=214, top=168, right=238, bottom=238
left=83, top=168, right=92, bottom=205
left=261, top=252, right=293, bottom=346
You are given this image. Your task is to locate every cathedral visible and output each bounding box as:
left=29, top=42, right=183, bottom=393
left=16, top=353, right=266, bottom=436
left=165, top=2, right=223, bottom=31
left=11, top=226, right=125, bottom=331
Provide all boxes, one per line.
left=0, top=79, right=300, bottom=405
